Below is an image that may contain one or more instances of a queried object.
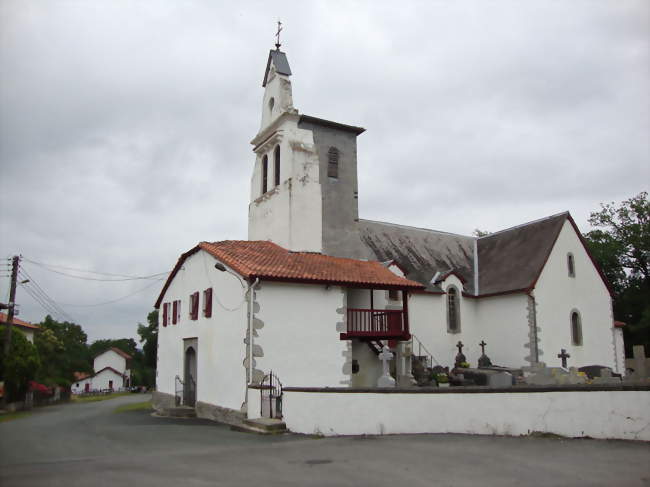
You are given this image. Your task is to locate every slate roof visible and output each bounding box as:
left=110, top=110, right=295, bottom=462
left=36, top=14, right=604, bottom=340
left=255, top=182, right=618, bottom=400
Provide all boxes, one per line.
left=155, top=241, right=424, bottom=308
left=0, top=312, right=39, bottom=330
left=359, top=220, right=475, bottom=293
left=477, top=212, right=568, bottom=295
left=263, top=49, right=292, bottom=87
left=358, top=212, right=611, bottom=297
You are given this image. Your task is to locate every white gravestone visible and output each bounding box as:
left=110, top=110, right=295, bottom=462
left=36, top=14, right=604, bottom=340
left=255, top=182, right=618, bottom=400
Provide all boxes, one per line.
left=377, top=346, right=396, bottom=388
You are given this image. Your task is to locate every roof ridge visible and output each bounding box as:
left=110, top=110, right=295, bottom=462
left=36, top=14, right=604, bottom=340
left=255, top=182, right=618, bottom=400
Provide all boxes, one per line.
left=359, top=219, right=475, bottom=239
left=478, top=212, right=569, bottom=239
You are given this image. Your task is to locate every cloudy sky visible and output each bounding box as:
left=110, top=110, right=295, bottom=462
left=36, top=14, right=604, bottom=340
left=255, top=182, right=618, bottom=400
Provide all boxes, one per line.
left=0, top=1, right=647, bottom=343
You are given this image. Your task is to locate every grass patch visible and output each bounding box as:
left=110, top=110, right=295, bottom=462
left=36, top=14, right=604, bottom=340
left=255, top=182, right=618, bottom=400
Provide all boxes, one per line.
left=72, top=392, right=132, bottom=403
left=114, top=400, right=152, bottom=413
left=0, top=411, right=32, bottom=423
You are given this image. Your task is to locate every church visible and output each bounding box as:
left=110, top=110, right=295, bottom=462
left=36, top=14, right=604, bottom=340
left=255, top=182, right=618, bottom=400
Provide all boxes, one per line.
left=152, top=44, right=623, bottom=424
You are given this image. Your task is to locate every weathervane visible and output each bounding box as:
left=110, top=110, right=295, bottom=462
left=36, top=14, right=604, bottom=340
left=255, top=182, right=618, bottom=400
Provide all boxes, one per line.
left=275, top=20, right=283, bottom=50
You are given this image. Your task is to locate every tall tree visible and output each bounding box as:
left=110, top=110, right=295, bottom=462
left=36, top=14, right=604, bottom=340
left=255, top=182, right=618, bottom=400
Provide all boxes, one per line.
left=134, top=310, right=158, bottom=388
left=584, top=192, right=649, bottom=356
left=34, top=316, right=91, bottom=385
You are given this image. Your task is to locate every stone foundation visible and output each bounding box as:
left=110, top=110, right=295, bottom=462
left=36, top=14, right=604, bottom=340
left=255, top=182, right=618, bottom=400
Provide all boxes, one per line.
left=152, top=390, right=176, bottom=413
left=196, top=401, right=246, bottom=426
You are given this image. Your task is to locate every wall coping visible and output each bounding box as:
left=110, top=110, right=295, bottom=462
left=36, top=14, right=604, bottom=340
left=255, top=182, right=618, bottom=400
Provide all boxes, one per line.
left=271, top=384, right=650, bottom=394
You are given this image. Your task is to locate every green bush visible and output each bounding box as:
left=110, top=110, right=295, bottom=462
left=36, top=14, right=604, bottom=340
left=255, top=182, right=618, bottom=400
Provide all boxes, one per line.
left=0, top=331, right=41, bottom=402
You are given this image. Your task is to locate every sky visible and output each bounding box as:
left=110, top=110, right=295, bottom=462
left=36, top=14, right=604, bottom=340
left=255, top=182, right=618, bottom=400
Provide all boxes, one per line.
left=0, top=1, right=648, bottom=343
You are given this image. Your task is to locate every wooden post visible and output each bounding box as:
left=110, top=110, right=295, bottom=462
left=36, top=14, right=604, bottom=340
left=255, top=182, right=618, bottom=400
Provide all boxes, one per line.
left=1, top=255, right=19, bottom=408
left=402, top=288, right=409, bottom=336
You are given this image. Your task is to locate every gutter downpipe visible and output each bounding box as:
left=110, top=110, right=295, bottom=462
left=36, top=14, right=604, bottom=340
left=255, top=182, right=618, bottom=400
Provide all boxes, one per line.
left=245, top=277, right=260, bottom=410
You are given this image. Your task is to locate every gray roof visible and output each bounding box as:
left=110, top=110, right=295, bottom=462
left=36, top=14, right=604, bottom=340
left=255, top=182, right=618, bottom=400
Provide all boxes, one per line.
left=477, top=212, right=568, bottom=295
left=358, top=212, right=578, bottom=297
left=359, top=220, right=475, bottom=293
left=263, top=49, right=292, bottom=87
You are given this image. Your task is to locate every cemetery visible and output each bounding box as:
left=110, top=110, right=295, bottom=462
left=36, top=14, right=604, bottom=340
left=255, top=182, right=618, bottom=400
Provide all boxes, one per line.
left=249, top=342, right=650, bottom=440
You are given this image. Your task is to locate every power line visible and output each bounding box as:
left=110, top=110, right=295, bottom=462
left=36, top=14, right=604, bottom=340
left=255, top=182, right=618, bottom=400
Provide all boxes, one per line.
left=22, top=257, right=169, bottom=281
left=59, top=278, right=165, bottom=308
left=18, top=268, right=77, bottom=323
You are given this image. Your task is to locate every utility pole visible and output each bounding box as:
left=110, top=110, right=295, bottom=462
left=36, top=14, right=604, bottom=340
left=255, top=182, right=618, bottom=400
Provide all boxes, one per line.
left=1, top=255, right=19, bottom=407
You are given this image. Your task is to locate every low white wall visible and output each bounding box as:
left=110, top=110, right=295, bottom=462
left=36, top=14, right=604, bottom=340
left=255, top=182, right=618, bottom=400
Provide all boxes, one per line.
left=282, top=389, right=650, bottom=441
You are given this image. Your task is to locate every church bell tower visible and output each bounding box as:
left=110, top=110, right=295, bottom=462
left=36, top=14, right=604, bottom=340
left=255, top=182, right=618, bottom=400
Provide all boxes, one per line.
left=248, top=39, right=366, bottom=258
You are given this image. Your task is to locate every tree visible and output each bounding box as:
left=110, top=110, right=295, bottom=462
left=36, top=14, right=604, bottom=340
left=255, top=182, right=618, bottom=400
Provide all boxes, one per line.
left=136, top=310, right=158, bottom=388
left=584, top=192, right=650, bottom=356
left=0, top=330, right=40, bottom=401
left=34, top=316, right=92, bottom=386
left=137, top=310, right=158, bottom=370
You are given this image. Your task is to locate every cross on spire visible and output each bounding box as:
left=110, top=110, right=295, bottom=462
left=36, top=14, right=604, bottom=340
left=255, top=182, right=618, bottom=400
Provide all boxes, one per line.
left=479, top=340, right=487, bottom=355
left=275, top=20, right=283, bottom=50
left=557, top=348, right=571, bottom=368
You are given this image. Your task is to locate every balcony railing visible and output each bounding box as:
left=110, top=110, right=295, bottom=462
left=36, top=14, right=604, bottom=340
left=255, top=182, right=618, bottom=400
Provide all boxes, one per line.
left=340, top=308, right=410, bottom=340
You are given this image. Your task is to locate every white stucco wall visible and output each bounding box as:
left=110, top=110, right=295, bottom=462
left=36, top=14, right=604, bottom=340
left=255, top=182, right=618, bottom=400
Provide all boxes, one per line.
left=533, top=220, right=615, bottom=369
left=94, top=349, right=126, bottom=374
left=156, top=250, right=248, bottom=411
left=249, top=115, right=323, bottom=253
left=254, top=282, right=348, bottom=388
left=71, top=377, right=92, bottom=394
left=92, top=368, right=125, bottom=391
left=282, top=390, right=650, bottom=441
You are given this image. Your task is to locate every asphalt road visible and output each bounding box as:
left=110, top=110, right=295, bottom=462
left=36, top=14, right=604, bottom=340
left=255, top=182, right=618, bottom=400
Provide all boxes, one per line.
left=1, top=394, right=648, bottom=487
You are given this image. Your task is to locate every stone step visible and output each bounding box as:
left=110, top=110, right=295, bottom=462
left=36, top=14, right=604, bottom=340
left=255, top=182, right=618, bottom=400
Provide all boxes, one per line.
left=231, top=418, right=287, bottom=435
left=166, top=406, right=197, bottom=418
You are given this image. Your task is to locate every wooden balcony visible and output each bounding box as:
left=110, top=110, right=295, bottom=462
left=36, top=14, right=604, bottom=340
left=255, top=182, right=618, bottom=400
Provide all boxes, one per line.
left=340, top=308, right=410, bottom=341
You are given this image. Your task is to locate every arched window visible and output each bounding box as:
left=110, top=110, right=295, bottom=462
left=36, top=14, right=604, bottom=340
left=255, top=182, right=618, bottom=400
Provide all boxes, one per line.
left=567, top=253, right=575, bottom=277
left=328, top=147, right=339, bottom=179
left=447, top=286, right=460, bottom=333
left=571, top=311, right=582, bottom=346
left=261, top=155, right=268, bottom=194
left=274, top=145, right=280, bottom=187
left=268, top=97, right=275, bottom=114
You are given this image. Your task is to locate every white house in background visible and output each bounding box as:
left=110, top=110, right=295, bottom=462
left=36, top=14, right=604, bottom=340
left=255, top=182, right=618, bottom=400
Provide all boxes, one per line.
left=0, top=312, right=39, bottom=343
left=153, top=45, right=623, bottom=422
left=71, top=347, right=132, bottom=394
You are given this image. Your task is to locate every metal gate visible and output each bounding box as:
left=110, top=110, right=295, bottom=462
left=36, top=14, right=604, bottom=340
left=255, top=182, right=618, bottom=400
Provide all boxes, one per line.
left=260, top=372, right=283, bottom=419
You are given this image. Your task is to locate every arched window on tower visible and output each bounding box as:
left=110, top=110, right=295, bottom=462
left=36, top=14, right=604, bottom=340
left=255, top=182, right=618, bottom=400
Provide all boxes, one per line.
left=274, top=145, right=281, bottom=187
left=571, top=311, right=583, bottom=346
left=328, top=147, right=339, bottom=179
left=446, top=286, right=460, bottom=333
left=261, top=155, right=268, bottom=194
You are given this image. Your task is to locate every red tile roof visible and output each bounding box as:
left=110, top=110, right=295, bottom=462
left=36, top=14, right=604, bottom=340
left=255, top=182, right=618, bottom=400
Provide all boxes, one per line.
left=73, top=371, right=92, bottom=381
left=0, top=312, right=39, bottom=330
left=156, top=241, right=424, bottom=308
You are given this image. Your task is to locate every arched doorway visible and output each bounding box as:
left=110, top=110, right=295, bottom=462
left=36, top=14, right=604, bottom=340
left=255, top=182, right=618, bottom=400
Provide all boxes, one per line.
left=184, top=346, right=197, bottom=407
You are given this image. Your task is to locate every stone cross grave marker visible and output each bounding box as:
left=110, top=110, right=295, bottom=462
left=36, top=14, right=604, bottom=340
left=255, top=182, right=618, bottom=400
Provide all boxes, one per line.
left=377, top=346, right=396, bottom=387
left=479, top=340, right=487, bottom=354
left=557, top=348, right=570, bottom=368
left=478, top=340, right=492, bottom=368
left=455, top=341, right=467, bottom=368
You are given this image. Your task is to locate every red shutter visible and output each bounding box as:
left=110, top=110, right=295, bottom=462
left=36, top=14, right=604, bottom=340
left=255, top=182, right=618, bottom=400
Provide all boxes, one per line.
left=172, top=301, right=178, bottom=325
left=162, top=303, right=168, bottom=327
left=176, top=300, right=181, bottom=323
left=204, top=288, right=213, bottom=318
left=190, top=292, right=199, bottom=320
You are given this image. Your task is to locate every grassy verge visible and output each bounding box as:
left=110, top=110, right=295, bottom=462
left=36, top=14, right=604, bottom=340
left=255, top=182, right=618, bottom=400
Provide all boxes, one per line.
left=114, top=400, right=152, bottom=413
left=71, top=392, right=132, bottom=404
left=0, top=411, right=32, bottom=423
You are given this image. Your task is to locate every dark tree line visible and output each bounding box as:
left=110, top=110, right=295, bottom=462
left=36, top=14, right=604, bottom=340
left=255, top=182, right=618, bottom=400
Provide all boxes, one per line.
left=584, top=191, right=649, bottom=357
left=1, top=310, right=158, bottom=401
